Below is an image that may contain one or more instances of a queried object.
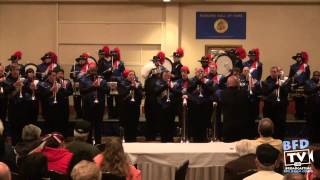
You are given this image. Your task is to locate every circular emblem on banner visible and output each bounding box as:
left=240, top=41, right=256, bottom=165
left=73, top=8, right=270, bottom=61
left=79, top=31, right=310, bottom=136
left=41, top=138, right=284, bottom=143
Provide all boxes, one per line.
left=214, top=18, right=229, bottom=33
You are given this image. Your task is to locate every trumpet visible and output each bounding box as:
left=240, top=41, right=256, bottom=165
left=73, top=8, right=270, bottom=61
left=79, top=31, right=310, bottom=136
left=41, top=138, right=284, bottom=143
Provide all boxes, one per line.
left=31, top=79, right=39, bottom=100
left=0, top=76, right=5, bottom=94
left=94, top=76, right=102, bottom=104
left=198, top=84, right=203, bottom=97
left=53, top=80, right=58, bottom=104
left=130, top=78, right=136, bottom=102
left=19, top=75, right=25, bottom=98
left=247, top=73, right=253, bottom=95
left=166, top=80, right=171, bottom=102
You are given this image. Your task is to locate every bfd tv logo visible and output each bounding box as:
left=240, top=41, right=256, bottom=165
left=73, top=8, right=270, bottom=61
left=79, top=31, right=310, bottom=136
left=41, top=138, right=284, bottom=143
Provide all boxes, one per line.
left=283, top=139, right=313, bottom=173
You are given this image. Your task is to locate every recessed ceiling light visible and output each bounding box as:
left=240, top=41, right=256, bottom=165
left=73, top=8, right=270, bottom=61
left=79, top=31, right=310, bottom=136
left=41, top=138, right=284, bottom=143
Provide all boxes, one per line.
left=163, top=0, right=171, bottom=2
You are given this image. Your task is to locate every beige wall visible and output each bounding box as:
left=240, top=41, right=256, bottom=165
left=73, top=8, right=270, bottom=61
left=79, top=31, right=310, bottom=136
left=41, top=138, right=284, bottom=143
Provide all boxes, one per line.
left=0, top=2, right=319, bottom=80
left=180, top=4, right=320, bottom=78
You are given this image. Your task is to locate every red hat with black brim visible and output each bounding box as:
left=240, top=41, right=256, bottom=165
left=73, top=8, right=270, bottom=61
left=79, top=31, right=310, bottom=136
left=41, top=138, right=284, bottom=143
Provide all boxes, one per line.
left=76, top=53, right=90, bottom=62
left=198, top=56, right=209, bottom=62
left=8, top=51, right=22, bottom=61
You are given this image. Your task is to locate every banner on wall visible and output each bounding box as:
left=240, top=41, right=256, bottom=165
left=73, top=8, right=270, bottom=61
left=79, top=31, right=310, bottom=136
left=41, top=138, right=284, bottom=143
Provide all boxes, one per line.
left=196, top=12, right=246, bottom=39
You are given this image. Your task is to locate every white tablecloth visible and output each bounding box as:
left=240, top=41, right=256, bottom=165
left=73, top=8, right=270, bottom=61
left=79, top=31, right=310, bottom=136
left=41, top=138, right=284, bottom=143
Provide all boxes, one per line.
left=123, top=142, right=239, bottom=180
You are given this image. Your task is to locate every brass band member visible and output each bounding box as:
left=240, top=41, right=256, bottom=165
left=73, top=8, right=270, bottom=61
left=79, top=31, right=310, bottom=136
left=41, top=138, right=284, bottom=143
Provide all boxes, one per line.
left=289, top=51, right=310, bottom=120
left=172, top=66, right=192, bottom=139
left=118, top=69, right=143, bottom=142
left=56, top=68, right=73, bottom=136
left=188, top=67, right=215, bottom=142
left=97, top=46, right=112, bottom=80
left=5, top=51, right=25, bottom=77
left=261, top=66, right=290, bottom=139
left=144, top=52, right=166, bottom=141
left=36, top=52, right=60, bottom=81
left=154, top=70, right=177, bottom=142
left=70, top=53, right=91, bottom=119
left=22, top=67, right=39, bottom=125
left=304, top=71, right=320, bottom=143
left=243, top=49, right=263, bottom=121
left=38, top=69, right=72, bottom=135
left=171, top=48, right=184, bottom=81
left=79, top=64, right=108, bottom=144
left=107, top=47, right=125, bottom=119
left=4, top=65, right=26, bottom=145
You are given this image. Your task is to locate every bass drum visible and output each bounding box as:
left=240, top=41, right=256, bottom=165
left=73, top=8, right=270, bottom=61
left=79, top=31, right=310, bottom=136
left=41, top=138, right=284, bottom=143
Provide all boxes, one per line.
left=214, top=54, right=233, bottom=76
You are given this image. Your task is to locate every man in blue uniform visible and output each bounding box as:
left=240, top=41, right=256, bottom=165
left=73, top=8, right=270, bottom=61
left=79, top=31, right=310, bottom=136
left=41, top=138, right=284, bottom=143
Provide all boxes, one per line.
left=289, top=51, right=310, bottom=120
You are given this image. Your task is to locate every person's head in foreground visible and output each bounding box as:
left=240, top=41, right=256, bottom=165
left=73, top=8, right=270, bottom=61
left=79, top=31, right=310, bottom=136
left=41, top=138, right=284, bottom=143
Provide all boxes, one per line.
left=22, top=124, right=42, bottom=142
left=71, top=160, right=101, bottom=180
left=42, top=132, right=64, bottom=148
left=255, top=144, right=279, bottom=171
left=0, top=162, right=11, bottom=180
left=101, top=137, right=129, bottom=177
left=227, top=75, right=240, bottom=88
left=258, top=118, right=274, bottom=138
left=73, top=121, right=91, bottom=142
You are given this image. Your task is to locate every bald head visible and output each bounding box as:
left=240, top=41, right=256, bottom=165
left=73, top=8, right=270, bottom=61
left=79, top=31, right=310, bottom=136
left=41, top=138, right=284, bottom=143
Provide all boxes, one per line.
left=258, top=118, right=274, bottom=137
left=227, top=75, right=240, bottom=88
left=0, top=162, right=11, bottom=180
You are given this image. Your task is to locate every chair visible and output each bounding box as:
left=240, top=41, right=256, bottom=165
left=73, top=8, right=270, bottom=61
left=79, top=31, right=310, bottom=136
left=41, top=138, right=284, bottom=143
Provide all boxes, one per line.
left=175, top=160, right=189, bottom=180
left=47, top=171, right=70, bottom=180
left=101, top=172, right=126, bottom=180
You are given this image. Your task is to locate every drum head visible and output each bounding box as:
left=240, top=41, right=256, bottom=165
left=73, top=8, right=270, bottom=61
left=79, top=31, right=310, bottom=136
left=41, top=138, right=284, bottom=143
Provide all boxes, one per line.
left=215, top=55, right=233, bottom=76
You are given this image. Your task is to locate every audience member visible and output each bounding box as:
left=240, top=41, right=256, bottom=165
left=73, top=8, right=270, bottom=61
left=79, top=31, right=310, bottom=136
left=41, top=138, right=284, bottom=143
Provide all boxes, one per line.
left=66, top=121, right=100, bottom=158
left=244, top=144, right=283, bottom=180
left=0, top=162, right=11, bottom=180
left=20, top=152, right=48, bottom=180
left=306, top=148, right=320, bottom=180
left=15, top=124, right=42, bottom=168
left=236, top=118, right=282, bottom=155
left=71, top=160, right=101, bottom=180
left=94, top=137, right=141, bottom=180
left=0, top=121, right=16, bottom=172
left=36, top=132, right=73, bottom=175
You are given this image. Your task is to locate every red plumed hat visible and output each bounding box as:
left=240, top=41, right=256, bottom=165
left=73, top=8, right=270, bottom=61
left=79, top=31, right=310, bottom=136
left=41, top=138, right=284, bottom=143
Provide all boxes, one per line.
left=8, top=51, right=22, bottom=61
left=173, top=48, right=184, bottom=58
left=122, top=68, right=134, bottom=78
left=207, top=54, right=215, bottom=61
left=99, top=46, right=110, bottom=57
left=248, top=48, right=260, bottom=61
left=41, top=51, right=57, bottom=63
left=235, top=47, right=246, bottom=60
left=180, top=66, right=190, bottom=74
left=113, top=47, right=121, bottom=61
left=301, top=51, right=309, bottom=63
left=157, top=51, right=166, bottom=64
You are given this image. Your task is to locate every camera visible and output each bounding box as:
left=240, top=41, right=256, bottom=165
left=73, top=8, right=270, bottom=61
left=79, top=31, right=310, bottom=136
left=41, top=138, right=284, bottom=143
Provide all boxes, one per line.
left=110, top=50, right=119, bottom=59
